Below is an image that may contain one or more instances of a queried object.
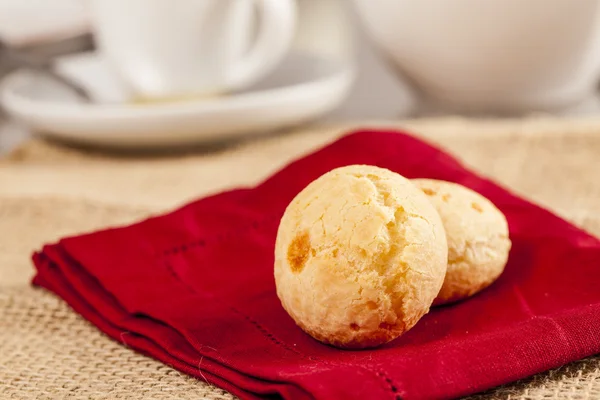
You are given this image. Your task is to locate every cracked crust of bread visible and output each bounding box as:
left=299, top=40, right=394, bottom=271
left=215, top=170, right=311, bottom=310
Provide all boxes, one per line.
left=274, top=165, right=447, bottom=349
left=413, top=179, right=512, bottom=305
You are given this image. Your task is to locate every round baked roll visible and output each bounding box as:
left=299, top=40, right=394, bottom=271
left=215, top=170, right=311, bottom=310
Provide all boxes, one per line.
left=274, top=165, right=448, bottom=348
left=412, top=179, right=511, bottom=305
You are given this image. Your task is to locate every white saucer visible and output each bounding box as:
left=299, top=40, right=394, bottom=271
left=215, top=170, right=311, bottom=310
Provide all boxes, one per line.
left=0, top=51, right=354, bottom=148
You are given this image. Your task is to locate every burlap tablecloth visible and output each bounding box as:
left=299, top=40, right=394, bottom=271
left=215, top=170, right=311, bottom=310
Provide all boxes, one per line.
left=2, top=117, right=600, bottom=399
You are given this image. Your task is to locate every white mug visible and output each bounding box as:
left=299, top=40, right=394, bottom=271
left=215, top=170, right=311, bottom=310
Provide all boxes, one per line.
left=89, top=0, right=297, bottom=100
left=353, top=0, right=600, bottom=113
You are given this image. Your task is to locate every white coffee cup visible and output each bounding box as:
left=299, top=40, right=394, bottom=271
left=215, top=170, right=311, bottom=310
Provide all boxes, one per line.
left=89, top=0, right=296, bottom=100
left=353, top=0, right=600, bottom=113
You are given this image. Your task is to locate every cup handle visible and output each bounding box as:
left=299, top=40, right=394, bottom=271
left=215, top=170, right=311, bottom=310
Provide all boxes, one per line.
left=226, top=0, right=296, bottom=90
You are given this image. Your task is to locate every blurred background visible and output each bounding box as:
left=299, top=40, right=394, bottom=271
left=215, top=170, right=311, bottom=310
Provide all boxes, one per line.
left=2, top=0, right=600, bottom=152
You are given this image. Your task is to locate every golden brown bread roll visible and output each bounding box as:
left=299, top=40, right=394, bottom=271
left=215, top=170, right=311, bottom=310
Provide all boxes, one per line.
left=275, top=165, right=447, bottom=348
left=413, top=179, right=511, bottom=305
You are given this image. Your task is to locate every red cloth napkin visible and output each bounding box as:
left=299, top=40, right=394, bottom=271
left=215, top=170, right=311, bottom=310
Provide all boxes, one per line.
left=33, top=130, right=600, bottom=400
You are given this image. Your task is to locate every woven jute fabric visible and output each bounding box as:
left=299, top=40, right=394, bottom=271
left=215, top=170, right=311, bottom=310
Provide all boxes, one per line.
left=1, top=116, right=600, bottom=399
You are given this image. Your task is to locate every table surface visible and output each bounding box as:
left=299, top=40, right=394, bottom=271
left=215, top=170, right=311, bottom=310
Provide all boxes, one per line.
left=2, top=116, right=600, bottom=400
